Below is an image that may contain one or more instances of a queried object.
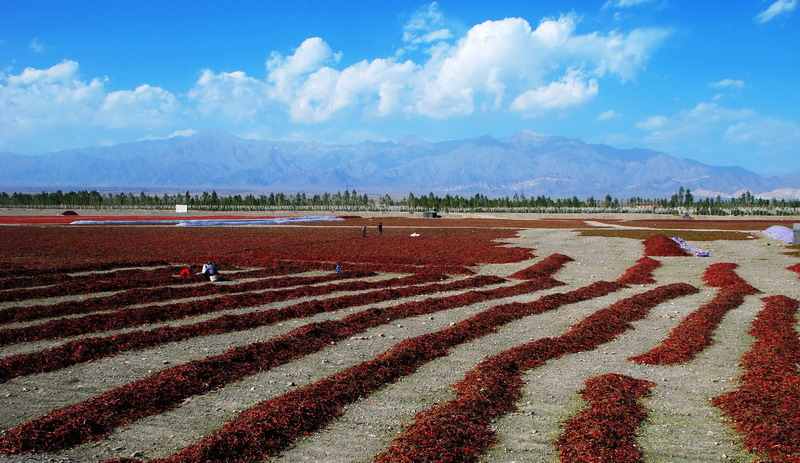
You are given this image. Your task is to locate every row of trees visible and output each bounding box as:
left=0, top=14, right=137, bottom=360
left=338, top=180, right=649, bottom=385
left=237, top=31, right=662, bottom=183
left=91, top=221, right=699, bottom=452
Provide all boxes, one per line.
left=1, top=187, right=798, bottom=215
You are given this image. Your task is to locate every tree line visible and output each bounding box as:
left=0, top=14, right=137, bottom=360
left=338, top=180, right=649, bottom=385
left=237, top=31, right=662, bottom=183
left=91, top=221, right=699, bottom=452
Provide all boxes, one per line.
left=1, top=187, right=798, bottom=216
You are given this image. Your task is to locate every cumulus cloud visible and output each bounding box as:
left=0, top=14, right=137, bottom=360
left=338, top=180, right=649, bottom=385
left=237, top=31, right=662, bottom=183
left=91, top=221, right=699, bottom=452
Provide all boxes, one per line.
left=101, top=85, right=180, bottom=128
left=288, top=58, right=415, bottom=122
left=510, top=70, right=598, bottom=117
left=266, top=37, right=341, bottom=104
left=410, top=14, right=669, bottom=117
left=755, top=0, right=797, bottom=23
left=4, top=7, right=672, bottom=148
left=0, top=60, right=180, bottom=142
left=185, top=10, right=669, bottom=123
left=189, top=69, right=269, bottom=121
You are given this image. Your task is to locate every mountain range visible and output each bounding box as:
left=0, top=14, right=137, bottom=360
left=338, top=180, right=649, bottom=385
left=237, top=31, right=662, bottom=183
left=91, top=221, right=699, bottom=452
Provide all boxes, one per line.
left=1, top=129, right=798, bottom=199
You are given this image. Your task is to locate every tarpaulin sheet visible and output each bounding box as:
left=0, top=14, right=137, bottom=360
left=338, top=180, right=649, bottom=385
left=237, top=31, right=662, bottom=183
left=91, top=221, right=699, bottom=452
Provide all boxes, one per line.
left=671, top=237, right=710, bottom=257
left=763, top=225, right=793, bottom=244
left=71, top=216, right=344, bottom=226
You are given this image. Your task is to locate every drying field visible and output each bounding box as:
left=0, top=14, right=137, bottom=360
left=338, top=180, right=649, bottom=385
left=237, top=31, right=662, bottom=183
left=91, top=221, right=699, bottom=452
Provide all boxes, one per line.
left=0, top=213, right=798, bottom=463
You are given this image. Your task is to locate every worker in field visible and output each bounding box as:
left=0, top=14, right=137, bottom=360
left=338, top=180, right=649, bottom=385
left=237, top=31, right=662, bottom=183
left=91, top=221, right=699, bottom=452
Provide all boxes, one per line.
left=202, top=261, right=220, bottom=282
left=362, top=225, right=367, bottom=237
left=378, top=222, right=383, bottom=235
left=179, top=264, right=199, bottom=278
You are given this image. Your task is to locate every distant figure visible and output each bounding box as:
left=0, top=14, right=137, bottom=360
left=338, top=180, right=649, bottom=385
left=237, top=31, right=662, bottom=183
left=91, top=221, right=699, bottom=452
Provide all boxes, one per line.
left=362, top=225, right=367, bottom=237
left=202, top=261, right=220, bottom=282
left=335, top=264, right=341, bottom=274
left=378, top=222, right=383, bottom=235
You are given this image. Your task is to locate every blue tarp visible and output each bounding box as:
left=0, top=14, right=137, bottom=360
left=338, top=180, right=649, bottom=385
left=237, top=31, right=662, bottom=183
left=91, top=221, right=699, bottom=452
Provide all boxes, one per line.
left=70, top=216, right=345, bottom=226
left=763, top=225, right=793, bottom=244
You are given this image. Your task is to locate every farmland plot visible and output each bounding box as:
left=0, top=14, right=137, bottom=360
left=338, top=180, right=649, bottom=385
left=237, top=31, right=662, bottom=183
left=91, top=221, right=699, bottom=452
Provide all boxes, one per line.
left=0, top=220, right=798, bottom=463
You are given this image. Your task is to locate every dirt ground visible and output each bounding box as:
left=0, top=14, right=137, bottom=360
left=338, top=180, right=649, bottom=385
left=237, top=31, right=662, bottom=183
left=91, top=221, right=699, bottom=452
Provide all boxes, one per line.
left=1, top=213, right=798, bottom=462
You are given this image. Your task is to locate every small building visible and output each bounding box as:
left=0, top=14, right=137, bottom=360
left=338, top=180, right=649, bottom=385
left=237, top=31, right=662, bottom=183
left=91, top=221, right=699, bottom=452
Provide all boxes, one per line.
left=423, top=210, right=441, bottom=218
left=175, top=204, right=188, bottom=213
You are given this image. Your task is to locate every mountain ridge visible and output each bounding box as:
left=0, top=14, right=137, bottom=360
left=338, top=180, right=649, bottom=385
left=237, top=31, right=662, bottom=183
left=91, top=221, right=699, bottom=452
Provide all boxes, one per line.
left=1, top=130, right=797, bottom=199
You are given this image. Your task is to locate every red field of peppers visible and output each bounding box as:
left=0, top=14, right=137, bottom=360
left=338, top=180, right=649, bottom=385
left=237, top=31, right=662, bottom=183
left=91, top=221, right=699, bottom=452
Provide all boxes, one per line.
left=0, top=213, right=798, bottom=463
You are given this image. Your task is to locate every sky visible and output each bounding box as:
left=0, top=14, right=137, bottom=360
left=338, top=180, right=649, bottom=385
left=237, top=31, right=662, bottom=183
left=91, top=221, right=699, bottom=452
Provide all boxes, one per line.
left=2, top=0, right=799, bottom=175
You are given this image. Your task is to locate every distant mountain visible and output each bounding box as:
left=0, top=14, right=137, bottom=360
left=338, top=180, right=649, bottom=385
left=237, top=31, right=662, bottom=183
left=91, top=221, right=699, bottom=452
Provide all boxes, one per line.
left=1, top=130, right=798, bottom=199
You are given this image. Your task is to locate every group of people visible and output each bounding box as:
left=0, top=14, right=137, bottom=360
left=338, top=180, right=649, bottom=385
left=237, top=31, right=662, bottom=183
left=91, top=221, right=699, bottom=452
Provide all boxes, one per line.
left=181, top=222, right=386, bottom=281
left=362, top=222, right=383, bottom=237
left=178, top=261, right=220, bottom=281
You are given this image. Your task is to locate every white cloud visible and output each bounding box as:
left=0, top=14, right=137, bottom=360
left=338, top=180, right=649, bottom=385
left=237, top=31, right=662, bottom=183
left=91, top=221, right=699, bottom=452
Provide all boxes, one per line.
left=186, top=14, right=668, bottom=123
left=400, top=2, right=455, bottom=53
left=189, top=69, right=269, bottom=121
left=598, top=109, right=620, bottom=121
left=590, top=27, right=672, bottom=81
left=0, top=60, right=180, bottom=142
left=755, top=0, right=797, bottom=23
left=635, top=101, right=800, bottom=153
left=266, top=37, right=341, bottom=104
left=140, top=129, right=198, bottom=141
left=603, top=0, right=658, bottom=9
left=709, top=78, right=746, bottom=89
left=1, top=60, right=104, bottom=135
left=415, top=15, right=669, bottom=117
left=28, top=38, right=45, bottom=54
left=724, top=118, right=800, bottom=148
left=4, top=7, right=672, bottom=150
left=510, top=70, right=598, bottom=116
left=101, top=84, right=180, bottom=128
left=288, top=58, right=415, bottom=122
left=635, top=115, right=668, bottom=130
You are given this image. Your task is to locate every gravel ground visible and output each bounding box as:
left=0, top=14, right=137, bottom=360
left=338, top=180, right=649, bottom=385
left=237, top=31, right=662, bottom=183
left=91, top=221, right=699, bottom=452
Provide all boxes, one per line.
left=1, top=221, right=797, bottom=462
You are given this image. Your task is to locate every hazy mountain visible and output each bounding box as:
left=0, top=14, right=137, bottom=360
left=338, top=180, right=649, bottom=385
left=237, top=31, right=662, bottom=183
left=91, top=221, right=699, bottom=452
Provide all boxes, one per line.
left=1, top=129, right=797, bottom=199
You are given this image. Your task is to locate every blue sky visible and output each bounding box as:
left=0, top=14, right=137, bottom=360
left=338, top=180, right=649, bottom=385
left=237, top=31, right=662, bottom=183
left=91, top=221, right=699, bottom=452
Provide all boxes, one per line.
left=2, top=0, right=798, bottom=175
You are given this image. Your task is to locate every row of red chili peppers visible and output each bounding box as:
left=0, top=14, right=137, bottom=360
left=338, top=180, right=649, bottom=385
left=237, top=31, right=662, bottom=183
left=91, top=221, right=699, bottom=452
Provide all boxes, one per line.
left=0, top=265, right=197, bottom=303
left=508, top=253, right=574, bottom=280
left=712, top=295, right=800, bottom=462
left=0, top=263, right=182, bottom=291
left=374, top=283, right=697, bottom=462
left=102, top=278, right=623, bottom=463
left=267, top=258, right=477, bottom=276
left=629, top=263, right=759, bottom=365
left=1, top=257, right=440, bottom=306
left=787, top=263, right=800, bottom=279
left=0, top=269, right=388, bottom=346
left=616, top=257, right=662, bottom=285
left=642, top=234, right=690, bottom=257
left=0, top=265, right=381, bottom=325
left=0, top=272, right=474, bottom=382
left=556, top=373, right=656, bottom=462
left=0, top=270, right=563, bottom=453
left=0, top=259, right=170, bottom=279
